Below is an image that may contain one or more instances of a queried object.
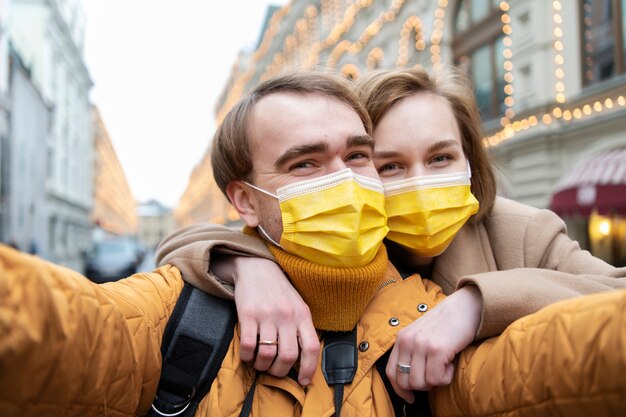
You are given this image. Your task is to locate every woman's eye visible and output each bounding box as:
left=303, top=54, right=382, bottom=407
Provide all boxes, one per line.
left=430, top=154, right=452, bottom=164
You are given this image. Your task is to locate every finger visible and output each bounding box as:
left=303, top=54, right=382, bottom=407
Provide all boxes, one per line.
left=386, top=345, right=415, bottom=404
left=238, top=319, right=259, bottom=362
left=385, top=346, right=415, bottom=404
left=406, top=348, right=431, bottom=391
left=268, top=325, right=298, bottom=378
left=296, top=322, right=321, bottom=385
left=394, top=340, right=417, bottom=392
left=424, top=351, right=451, bottom=387
left=254, top=327, right=278, bottom=372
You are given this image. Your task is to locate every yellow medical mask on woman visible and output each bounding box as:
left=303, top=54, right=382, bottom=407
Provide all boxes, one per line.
left=244, top=168, right=388, bottom=268
left=383, top=163, right=479, bottom=258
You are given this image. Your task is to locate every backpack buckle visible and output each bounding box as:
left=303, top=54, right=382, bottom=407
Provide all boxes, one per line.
left=150, top=389, right=194, bottom=417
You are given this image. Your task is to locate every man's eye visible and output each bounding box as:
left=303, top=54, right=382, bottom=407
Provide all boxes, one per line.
left=290, top=160, right=315, bottom=170
left=346, top=151, right=369, bottom=161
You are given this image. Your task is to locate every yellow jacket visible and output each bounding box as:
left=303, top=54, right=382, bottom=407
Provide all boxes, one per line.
left=0, top=246, right=183, bottom=416
left=2, top=245, right=626, bottom=416
left=200, top=263, right=443, bottom=417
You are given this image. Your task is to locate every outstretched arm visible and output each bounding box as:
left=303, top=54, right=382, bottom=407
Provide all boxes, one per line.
left=0, top=245, right=183, bottom=416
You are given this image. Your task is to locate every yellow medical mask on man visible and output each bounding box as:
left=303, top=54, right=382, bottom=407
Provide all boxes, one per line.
left=244, top=168, right=388, bottom=268
left=383, top=163, right=479, bottom=258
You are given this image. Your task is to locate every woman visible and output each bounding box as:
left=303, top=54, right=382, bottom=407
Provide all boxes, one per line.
left=156, top=67, right=626, bottom=413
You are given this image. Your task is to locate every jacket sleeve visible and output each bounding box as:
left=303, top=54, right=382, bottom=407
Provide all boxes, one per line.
left=457, top=202, right=626, bottom=339
left=430, top=289, right=626, bottom=417
left=0, top=245, right=184, bottom=417
left=155, top=223, right=274, bottom=299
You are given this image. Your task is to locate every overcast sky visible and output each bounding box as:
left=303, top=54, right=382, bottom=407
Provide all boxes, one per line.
left=84, top=0, right=287, bottom=208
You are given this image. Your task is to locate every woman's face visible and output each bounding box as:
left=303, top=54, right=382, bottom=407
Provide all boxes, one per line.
left=373, top=92, right=467, bottom=182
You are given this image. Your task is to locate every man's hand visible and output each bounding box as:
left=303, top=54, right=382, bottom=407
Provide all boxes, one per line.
left=213, top=255, right=320, bottom=386
left=385, top=285, right=482, bottom=403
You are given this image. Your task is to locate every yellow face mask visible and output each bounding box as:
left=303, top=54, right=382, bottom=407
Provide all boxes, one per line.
left=383, top=164, right=479, bottom=258
left=245, top=168, right=388, bottom=268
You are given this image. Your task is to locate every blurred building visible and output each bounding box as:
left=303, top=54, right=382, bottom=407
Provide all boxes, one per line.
left=179, top=0, right=626, bottom=265
left=174, top=6, right=281, bottom=228
left=138, top=199, right=175, bottom=250
left=0, top=50, right=50, bottom=255
left=0, top=0, right=9, bottom=233
left=91, top=107, right=137, bottom=237
left=7, top=0, right=93, bottom=270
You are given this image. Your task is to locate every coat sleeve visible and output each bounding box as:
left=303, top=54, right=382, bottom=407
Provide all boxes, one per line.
left=431, top=289, right=626, bottom=417
left=457, top=200, right=626, bottom=339
left=0, top=245, right=184, bottom=417
left=155, top=223, right=274, bottom=299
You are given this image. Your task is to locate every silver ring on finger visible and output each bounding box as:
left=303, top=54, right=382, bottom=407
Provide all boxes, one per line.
left=397, top=364, right=411, bottom=373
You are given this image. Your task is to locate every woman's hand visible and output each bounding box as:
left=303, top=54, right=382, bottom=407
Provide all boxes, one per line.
left=385, top=285, right=482, bottom=403
left=212, top=255, right=320, bottom=386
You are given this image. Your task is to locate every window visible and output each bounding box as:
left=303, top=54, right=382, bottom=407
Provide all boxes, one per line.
left=580, top=0, right=626, bottom=87
left=453, top=0, right=505, bottom=120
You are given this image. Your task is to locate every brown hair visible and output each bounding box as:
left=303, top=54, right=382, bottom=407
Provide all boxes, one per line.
left=355, top=67, right=496, bottom=220
left=211, top=70, right=373, bottom=197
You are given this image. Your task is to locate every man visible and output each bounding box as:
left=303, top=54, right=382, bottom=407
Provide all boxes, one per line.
left=1, top=71, right=625, bottom=417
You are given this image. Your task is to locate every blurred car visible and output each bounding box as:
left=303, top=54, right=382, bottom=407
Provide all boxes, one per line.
left=84, top=237, right=145, bottom=283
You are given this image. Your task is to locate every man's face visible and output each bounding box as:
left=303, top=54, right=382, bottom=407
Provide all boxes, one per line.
left=238, top=92, right=379, bottom=242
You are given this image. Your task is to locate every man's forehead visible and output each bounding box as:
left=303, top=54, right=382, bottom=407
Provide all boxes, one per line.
left=253, top=91, right=348, bottom=113
left=249, top=92, right=366, bottom=145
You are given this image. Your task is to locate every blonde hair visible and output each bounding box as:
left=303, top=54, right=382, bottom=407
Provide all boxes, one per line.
left=355, top=67, right=496, bottom=220
left=211, top=70, right=372, bottom=197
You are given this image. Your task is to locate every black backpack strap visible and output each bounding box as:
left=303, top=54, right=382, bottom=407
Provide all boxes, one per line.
left=149, top=282, right=237, bottom=417
left=374, top=349, right=432, bottom=417
left=238, top=372, right=258, bottom=417
left=322, top=329, right=358, bottom=417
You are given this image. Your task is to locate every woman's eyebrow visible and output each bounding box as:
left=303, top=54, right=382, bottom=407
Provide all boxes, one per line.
left=426, top=139, right=459, bottom=153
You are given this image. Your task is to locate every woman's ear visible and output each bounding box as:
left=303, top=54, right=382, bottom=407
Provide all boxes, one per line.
left=226, top=181, right=260, bottom=227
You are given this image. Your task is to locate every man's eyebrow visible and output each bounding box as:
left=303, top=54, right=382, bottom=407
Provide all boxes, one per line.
left=347, top=135, right=375, bottom=150
left=274, top=142, right=328, bottom=169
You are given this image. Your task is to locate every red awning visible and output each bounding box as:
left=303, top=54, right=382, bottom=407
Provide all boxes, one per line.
left=550, top=148, right=626, bottom=216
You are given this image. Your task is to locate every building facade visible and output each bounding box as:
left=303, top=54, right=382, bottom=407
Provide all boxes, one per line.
left=0, top=0, right=10, bottom=236
left=91, top=107, right=137, bottom=237
left=8, top=0, right=93, bottom=270
left=138, top=199, right=175, bottom=250
left=178, top=0, right=626, bottom=264
left=1, top=51, right=50, bottom=255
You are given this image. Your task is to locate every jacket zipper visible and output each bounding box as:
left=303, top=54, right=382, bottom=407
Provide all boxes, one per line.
left=377, top=278, right=396, bottom=291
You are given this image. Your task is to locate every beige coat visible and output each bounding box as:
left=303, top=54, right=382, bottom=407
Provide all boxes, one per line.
left=156, top=197, right=626, bottom=339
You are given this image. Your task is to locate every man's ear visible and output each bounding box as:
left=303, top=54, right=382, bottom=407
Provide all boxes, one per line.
left=226, top=181, right=260, bottom=227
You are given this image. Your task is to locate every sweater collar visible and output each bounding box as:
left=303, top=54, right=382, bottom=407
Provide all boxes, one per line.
left=266, top=243, right=388, bottom=331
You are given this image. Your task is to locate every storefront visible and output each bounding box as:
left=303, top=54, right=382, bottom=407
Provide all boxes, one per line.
left=550, top=148, right=626, bottom=266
